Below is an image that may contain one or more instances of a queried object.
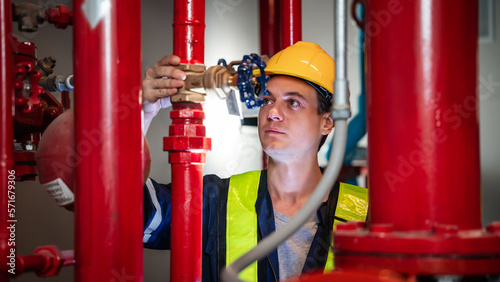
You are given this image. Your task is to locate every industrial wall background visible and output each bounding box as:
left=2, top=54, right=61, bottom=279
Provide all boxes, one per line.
left=2, top=0, right=500, bottom=281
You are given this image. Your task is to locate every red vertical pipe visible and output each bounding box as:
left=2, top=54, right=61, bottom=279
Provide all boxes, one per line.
left=367, top=0, right=481, bottom=231
left=335, top=0, right=499, bottom=274
left=260, top=0, right=281, bottom=169
left=0, top=0, right=13, bottom=280
left=260, top=0, right=281, bottom=56
left=73, top=0, right=143, bottom=281
left=281, top=0, right=301, bottom=49
left=173, top=0, right=205, bottom=65
left=170, top=1, right=208, bottom=281
left=164, top=103, right=210, bottom=281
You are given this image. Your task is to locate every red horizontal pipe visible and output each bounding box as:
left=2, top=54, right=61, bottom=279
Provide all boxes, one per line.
left=367, top=0, right=481, bottom=231
left=173, top=0, right=205, bottom=64
left=61, top=250, right=75, bottom=267
left=11, top=248, right=74, bottom=277
left=0, top=0, right=14, bottom=281
left=260, top=0, right=281, bottom=57
left=16, top=254, right=47, bottom=274
left=281, top=0, right=301, bottom=49
left=73, top=0, right=143, bottom=281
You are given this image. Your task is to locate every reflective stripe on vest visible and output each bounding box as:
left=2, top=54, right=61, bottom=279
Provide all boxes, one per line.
left=324, top=182, right=368, bottom=272
left=227, top=170, right=261, bottom=281
left=226, top=171, right=368, bottom=279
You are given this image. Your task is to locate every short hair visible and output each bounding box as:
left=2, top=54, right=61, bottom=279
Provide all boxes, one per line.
left=317, top=91, right=332, bottom=150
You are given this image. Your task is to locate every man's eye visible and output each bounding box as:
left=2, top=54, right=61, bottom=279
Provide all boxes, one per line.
left=263, top=99, right=273, bottom=105
left=289, top=99, right=300, bottom=107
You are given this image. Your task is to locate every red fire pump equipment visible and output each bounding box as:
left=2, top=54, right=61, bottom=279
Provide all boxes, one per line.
left=331, top=0, right=500, bottom=280
left=1, top=1, right=79, bottom=279
left=2, top=0, right=150, bottom=280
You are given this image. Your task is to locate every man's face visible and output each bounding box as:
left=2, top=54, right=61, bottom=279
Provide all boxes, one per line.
left=258, top=76, right=333, bottom=161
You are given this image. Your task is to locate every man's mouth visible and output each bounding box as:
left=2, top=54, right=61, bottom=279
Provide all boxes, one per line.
left=265, top=128, right=286, bottom=134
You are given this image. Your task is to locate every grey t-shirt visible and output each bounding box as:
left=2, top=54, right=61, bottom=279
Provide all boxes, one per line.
left=273, top=210, right=319, bottom=281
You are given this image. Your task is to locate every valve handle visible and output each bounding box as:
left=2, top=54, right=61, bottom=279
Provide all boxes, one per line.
left=236, top=53, right=269, bottom=109
left=217, top=58, right=228, bottom=67
left=14, top=61, right=43, bottom=113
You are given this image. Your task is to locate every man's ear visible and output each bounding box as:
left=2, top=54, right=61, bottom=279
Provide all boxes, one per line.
left=321, top=113, right=334, bottom=135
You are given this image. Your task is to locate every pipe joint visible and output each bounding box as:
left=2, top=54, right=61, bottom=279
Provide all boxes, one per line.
left=331, top=108, right=351, bottom=120
left=46, top=5, right=73, bottom=29
left=12, top=3, right=45, bottom=32
left=32, top=246, right=65, bottom=277
left=12, top=3, right=72, bottom=32
left=39, top=75, right=74, bottom=92
left=332, top=79, right=351, bottom=119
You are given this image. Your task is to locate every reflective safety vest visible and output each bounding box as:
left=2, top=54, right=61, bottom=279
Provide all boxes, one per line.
left=226, top=171, right=368, bottom=281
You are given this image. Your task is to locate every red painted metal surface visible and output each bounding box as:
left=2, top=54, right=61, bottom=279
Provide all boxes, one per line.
left=334, top=0, right=500, bottom=275
left=61, top=91, right=71, bottom=109
left=173, top=0, right=205, bottom=65
left=12, top=41, right=43, bottom=114
left=13, top=246, right=74, bottom=277
left=73, top=0, right=143, bottom=281
left=260, top=0, right=281, bottom=169
left=46, top=5, right=72, bottom=29
left=280, top=0, right=301, bottom=49
left=13, top=151, right=36, bottom=181
left=294, top=269, right=406, bottom=282
left=164, top=102, right=211, bottom=282
left=13, top=40, right=36, bottom=59
left=259, top=0, right=280, bottom=57
left=169, top=1, right=209, bottom=280
left=0, top=0, right=13, bottom=280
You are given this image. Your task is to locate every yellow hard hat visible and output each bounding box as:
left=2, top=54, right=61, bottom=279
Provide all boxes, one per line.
left=264, top=41, right=335, bottom=95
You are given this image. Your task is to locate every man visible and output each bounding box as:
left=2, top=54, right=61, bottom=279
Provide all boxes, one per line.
left=142, top=42, right=368, bottom=281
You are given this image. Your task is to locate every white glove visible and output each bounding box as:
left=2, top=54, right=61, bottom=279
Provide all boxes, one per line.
left=142, top=97, right=172, bottom=135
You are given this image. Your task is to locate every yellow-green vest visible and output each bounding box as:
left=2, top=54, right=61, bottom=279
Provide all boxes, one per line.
left=226, top=171, right=368, bottom=281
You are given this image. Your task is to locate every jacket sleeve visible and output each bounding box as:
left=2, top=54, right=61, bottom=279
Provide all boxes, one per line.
left=143, top=178, right=172, bottom=250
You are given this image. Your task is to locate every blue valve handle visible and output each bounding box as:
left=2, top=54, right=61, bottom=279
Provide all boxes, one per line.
left=237, top=53, right=269, bottom=109
left=217, top=54, right=269, bottom=109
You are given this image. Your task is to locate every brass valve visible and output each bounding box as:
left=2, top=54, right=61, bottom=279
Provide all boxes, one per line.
left=171, top=64, right=238, bottom=103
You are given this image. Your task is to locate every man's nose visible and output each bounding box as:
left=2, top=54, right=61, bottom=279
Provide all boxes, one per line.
left=268, top=104, right=284, bottom=121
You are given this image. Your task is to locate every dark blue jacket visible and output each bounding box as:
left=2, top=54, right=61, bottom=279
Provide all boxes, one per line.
left=143, top=170, right=344, bottom=281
